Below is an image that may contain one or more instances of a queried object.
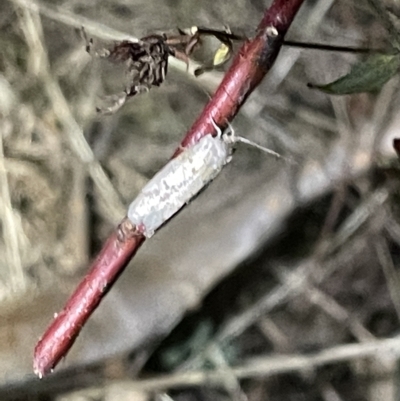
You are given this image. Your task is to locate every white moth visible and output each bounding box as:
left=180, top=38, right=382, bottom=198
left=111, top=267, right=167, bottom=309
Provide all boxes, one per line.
left=127, top=121, right=283, bottom=237
left=128, top=132, right=232, bottom=237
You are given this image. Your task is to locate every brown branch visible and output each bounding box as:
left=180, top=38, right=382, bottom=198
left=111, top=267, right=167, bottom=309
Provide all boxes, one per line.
left=33, top=0, right=305, bottom=378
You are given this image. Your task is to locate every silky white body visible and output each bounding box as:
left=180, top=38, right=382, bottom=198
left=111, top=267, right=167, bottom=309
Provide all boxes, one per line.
left=127, top=134, right=231, bottom=237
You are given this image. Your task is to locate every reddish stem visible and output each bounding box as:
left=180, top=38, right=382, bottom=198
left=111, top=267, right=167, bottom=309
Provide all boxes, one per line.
left=33, top=219, right=145, bottom=377
left=33, top=0, right=304, bottom=378
left=175, top=0, right=304, bottom=154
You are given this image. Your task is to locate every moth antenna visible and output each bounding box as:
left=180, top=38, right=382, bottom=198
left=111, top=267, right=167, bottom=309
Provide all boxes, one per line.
left=210, top=119, right=293, bottom=163
left=235, top=136, right=283, bottom=159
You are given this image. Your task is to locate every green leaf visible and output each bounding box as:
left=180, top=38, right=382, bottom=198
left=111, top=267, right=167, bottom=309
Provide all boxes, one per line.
left=308, top=53, right=400, bottom=95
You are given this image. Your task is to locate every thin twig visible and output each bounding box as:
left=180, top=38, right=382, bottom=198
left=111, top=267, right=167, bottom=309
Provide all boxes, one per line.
left=15, top=4, right=125, bottom=222
left=375, top=237, right=400, bottom=319
left=65, top=336, right=400, bottom=394
left=0, top=129, right=27, bottom=293
left=11, top=0, right=139, bottom=42
left=179, top=189, right=388, bottom=371
left=305, top=285, right=376, bottom=342
left=283, top=40, right=385, bottom=53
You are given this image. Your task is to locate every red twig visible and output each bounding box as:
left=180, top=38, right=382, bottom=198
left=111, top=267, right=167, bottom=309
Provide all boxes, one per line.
left=33, top=0, right=305, bottom=378
left=176, top=0, right=304, bottom=153
left=33, top=219, right=145, bottom=377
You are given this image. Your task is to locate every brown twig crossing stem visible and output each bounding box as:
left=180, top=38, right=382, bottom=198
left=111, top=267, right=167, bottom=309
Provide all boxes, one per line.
left=33, top=0, right=305, bottom=378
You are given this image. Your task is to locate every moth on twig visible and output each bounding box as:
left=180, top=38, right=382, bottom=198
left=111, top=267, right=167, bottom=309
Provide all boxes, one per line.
left=128, top=119, right=288, bottom=238
left=82, top=26, right=244, bottom=114
left=34, top=0, right=303, bottom=378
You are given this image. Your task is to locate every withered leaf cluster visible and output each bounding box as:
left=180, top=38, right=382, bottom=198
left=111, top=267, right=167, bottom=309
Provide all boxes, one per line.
left=108, top=35, right=170, bottom=95
left=84, top=27, right=243, bottom=114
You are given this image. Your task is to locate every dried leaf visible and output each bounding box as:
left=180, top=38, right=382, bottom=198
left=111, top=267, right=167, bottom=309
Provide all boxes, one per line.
left=213, top=42, right=232, bottom=67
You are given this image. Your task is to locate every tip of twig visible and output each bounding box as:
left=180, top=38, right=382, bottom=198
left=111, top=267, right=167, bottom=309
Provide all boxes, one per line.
left=33, top=353, right=50, bottom=379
